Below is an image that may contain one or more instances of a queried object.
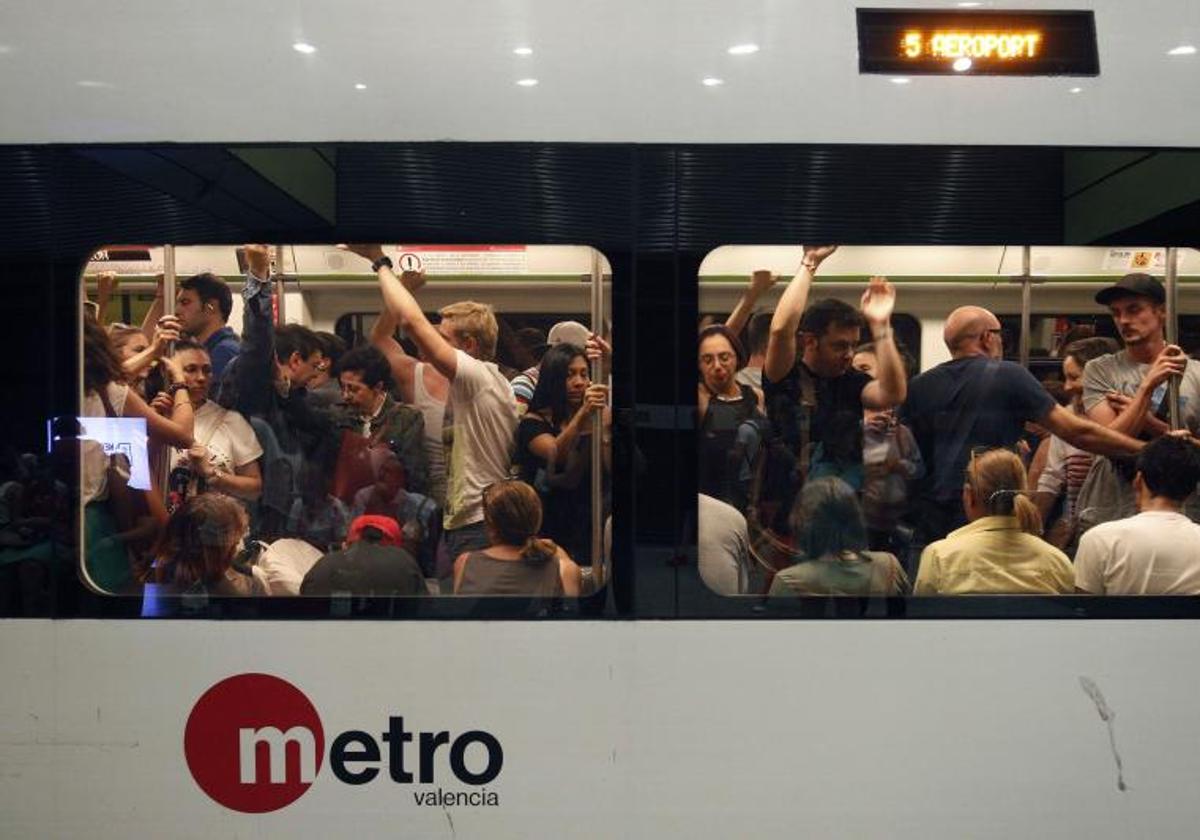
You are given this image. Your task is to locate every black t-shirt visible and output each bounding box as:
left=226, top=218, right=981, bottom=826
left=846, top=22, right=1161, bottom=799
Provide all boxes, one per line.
left=900, top=356, right=1055, bottom=502
left=300, top=541, right=427, bottom=596
left=763, top=362, right=872, bottom=467
left=516, top=413, right=600, bottom=563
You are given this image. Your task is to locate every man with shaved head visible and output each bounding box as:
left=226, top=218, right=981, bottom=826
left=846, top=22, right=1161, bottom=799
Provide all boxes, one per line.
left=901, top=304, right=1145, bottom=545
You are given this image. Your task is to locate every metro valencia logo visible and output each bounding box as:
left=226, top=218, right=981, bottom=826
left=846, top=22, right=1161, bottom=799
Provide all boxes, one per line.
left=184, top=673, right=504, bottom=814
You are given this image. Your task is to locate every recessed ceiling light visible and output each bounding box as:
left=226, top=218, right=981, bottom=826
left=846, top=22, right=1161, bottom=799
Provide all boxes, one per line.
left=0, top=45, right=12, bottom=55
left=727, top=43, right=759, bottom=56
left=76, top=80, right=114, bottom=89
left=516, top=78, right=539, bottom=87
left=1167, top=44, right=1197, bottom=56
left=1069, top=86, right=1083, bottom=93
left=292, top=42, right=317, bottom=54
left=890, top=77, right=911, bottom=85
left=702, top=77, right=724, bottom=86
left=513, top=46, right=533, bottom=56
left=953, top=57, right=972, bottom=72
left=354, top=83, right=367, bottom=90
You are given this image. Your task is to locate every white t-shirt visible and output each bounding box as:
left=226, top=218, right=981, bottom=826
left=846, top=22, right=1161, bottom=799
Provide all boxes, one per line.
left=444, top=350, right=518, bottom=530
left=1074, top=510, right=1200, bottom=594
left=81, top=383, right=129, bottom=506
left=169, top=400, right=262, bottom=477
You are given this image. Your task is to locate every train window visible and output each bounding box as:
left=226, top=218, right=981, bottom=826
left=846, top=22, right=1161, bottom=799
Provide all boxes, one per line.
left=694, top=245, right=1200, bottom=604
left=79, top=244, right=613, bottom=609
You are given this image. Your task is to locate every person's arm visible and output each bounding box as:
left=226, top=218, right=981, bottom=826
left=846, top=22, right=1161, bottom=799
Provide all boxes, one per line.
left=1041, top=403, right=1143, bottom=459
left=524, top=386, right=607, bottom=467
left=1084, top=346, right=1185, bottom=437
left=225, top=244, right=276, bottom=417
left=452, top=551, right=469, bottom=594
left=120, top=315, right=182, bottom=380
left=558, top=550, right=582, bottom=597
left=140, top=274, right=165, bottom=339
left=207, top=460, right=262, bottom=501
left=369, top=309, right=418, bottom=402
left=122, top=380, right=193, bottom=448
left=1033, top=436, right=1066, bottom=521
left=860, top=276, right=906, bottom=410
left=1026, top=434, right=1052, bottom=491
left=94, top=271, right=117, bottom=326
left=764, top=246, right=836, bottom=383
left=340, top=244, right=460, bottom=382
left=725, top=270, right=776, bottom=337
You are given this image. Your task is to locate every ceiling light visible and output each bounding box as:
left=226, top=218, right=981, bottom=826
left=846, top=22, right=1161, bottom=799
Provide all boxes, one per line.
left=702, top=77, right=724, bottom=86
left=516, top=78, right=539, bottom=87
left=1167, top=45, right=1197, bottom=56
left=727, top=43, right=759, bottom=55
left=953, top=57, right=972, bottom=71
left=292, top=42, right=317, bottom=54
left=76, top=80, right=113, bottom=89
left=890, top=77, right=911, bottom=85
left=354, top=83, right=367, bottom=90
left=513, top=46, right=533, bottom=56
left=1069, top=87, right=1083, bottom=93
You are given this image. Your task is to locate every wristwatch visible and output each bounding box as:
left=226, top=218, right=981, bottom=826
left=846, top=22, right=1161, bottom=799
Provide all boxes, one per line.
left=371, top=255, right=394, bottom=273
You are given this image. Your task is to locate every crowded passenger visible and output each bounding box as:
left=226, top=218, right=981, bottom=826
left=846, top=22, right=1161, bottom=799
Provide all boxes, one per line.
left=1032, top=336, right=1121, bottom=550
left=913, top=448, right=1073, bottom=595
left=452, top=480, right=581, bottom=596
left=171, top=271, right=241, bottom=379
left=340, top=244, right=519, bottom=586
left=82, top=316, right=193, bottom=592
left=860, top=406, right=923, bottom=561
left=1076, top=273, right=1200, bottom=529
left=149, top=493, right=266, bottom=597
left=306, top=331, right=348, bottom=410
left=725, top=269, right=778, bottom=389
left=697, top=324, right=764, bottom=511
left=1074, top=436, right=1200, bottom=595
left=350, top=455, right=437, bottom=575
left=510, top=320, right=590, bottom=410
left=697, top=493, right=754, bottom=595
left=901, top=305, right=1144, bottom=547
left=301, top=514, right=428, bottom=597
left=517, top=342, right=611, bottom=564
left=768, top=477, right=908, bottom=596
left=763, top=246, right=906, bottom=518
left=335, top=344, right=429, bottom=498
left=161, top=339, right=263, bottom=509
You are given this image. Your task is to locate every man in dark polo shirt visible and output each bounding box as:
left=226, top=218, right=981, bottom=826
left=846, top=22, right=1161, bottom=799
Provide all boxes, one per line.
left=762, top=245, right=908, bottom=530
left=901, top=305, right=1145, bottom=545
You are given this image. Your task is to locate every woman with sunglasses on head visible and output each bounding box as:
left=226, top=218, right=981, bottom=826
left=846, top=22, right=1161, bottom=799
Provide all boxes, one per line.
left=453, top=480, right=581, bottom=596
left=913, top=448, right=1073, bottom=595
left=697, top=324, right=764, bottom=511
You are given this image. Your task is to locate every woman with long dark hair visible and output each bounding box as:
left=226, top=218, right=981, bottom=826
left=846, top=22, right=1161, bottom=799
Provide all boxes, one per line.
left=515, top=343, right=610, bottom=565
left=151, top=493, right=266, bottom=596
left=82, top=316, right=194, bottom=592
left=453, top=480, right=581, bottom=596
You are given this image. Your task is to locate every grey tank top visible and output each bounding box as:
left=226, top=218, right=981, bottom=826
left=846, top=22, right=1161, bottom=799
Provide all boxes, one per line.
left=457, top=550, right=562, bottom=596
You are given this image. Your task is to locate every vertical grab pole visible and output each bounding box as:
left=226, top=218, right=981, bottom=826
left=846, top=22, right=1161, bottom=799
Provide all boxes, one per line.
left=1165, top=246, right=1181, bottom=429
left=1019, top=245, right=1032, bottom=368
left=274, top=244, right=287, bottom=324
left=590, top=250, right=605, bottom=589
left=158, top=245, right=177, bottom=499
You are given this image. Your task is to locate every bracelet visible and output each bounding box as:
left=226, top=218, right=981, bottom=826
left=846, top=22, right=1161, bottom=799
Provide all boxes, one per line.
left=168, top=382, right=189, bottom=394
left=873, top=326, right=893, bottom=341
left=800, top=260, right=818, bottom=271
left=371, top=255, right=394, bottom=273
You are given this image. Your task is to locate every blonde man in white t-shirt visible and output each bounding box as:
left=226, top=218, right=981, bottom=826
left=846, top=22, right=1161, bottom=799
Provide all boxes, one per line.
left=339, top=245, right=519, bottom=582
left=1075, top=436, right=1200, bottom=595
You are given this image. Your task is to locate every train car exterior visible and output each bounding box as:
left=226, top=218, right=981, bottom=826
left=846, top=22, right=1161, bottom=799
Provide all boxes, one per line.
left=4, top=1, right=1200, bottom=837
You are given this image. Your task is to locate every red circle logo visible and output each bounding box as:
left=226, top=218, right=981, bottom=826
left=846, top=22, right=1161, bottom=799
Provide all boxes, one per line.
left=184, top=673, right=324, bottom=813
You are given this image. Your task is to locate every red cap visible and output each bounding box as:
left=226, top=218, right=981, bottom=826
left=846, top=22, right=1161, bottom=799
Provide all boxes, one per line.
left=346, top=515, right=403, bottom=547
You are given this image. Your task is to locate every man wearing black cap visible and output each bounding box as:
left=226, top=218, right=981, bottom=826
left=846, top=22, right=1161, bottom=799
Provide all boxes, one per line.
left=1076, top=273, right=1200, bottom=527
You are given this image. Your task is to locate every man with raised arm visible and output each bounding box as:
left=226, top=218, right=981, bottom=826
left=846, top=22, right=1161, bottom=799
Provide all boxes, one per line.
left=341, top=245, right=519, bottom=583
left=902, top=305, right=1147, bottom=546
left=725, top=269, right=777, bottom=389
left=761, top=245, right=906, bottom=527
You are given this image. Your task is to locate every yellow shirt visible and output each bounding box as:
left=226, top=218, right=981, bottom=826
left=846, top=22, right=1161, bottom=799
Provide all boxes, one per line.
left=914, top=516, right=1073, bottom=595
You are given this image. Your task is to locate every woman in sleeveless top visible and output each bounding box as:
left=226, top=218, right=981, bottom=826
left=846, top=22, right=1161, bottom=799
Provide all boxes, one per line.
left=769, top=476, right=908, bottom=596
left=697, top=325, right=764, bottom=511
left=453, top=480, right=581, bottom=596
left=515, top=344, right=610, bottom=566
